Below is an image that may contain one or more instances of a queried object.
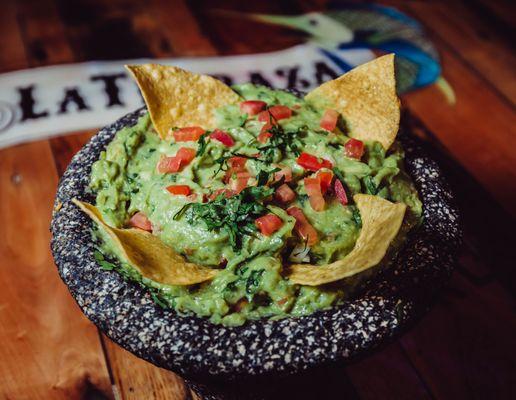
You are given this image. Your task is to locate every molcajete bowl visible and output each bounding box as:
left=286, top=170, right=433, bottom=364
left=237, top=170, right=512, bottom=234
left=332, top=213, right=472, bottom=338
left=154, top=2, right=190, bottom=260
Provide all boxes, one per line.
left=50, top=107, right=461, bottom=396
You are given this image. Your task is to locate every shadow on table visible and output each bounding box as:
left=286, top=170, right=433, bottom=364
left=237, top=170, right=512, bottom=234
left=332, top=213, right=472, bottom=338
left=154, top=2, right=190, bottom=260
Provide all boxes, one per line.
left=187, top=364, right=360, bottom=400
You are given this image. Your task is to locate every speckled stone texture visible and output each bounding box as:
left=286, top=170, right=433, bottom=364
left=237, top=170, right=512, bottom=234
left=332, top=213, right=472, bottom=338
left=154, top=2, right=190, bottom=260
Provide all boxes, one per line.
left=51, top=107, right=460, bottom=399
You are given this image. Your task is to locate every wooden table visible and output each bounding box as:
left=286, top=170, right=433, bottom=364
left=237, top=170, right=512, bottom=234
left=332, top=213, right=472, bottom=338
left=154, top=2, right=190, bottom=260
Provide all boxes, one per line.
left=1, top=1, right=515, bottom=399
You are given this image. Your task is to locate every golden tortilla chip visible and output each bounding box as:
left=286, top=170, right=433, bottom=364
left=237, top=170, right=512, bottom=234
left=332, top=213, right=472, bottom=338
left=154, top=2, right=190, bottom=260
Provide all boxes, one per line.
left=126, top=64, right=241, bottom=138
left=72, top=199, right=218, bottom=285
left=305, top=54, right=400, bottom=150
left=287, top=194, right=406, bottom=286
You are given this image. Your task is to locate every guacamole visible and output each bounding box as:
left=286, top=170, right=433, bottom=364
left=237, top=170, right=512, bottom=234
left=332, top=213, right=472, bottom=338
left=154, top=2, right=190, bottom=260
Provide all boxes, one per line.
left=89, top=84, right=422, bottom=326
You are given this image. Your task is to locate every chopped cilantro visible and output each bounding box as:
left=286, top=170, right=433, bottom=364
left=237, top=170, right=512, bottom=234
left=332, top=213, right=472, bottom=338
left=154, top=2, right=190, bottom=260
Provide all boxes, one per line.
left=246, top=269, right=265, bottom=295
left=196, top=131, right=210, bottom=157
left=363, top=176, right=378, bottom=195
left=173, top=186, right=274, bottom=251
left=256, top=167, right=280, bottom=186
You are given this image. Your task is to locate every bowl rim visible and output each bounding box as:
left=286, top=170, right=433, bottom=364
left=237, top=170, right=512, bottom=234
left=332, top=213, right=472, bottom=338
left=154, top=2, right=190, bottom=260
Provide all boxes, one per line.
left=51, top=107, right=461, bottom=380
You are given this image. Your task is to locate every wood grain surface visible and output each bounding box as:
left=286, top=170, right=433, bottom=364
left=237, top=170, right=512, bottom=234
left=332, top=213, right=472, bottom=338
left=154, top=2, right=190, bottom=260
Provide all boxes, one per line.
left=0, top=0, right=515, bottom=399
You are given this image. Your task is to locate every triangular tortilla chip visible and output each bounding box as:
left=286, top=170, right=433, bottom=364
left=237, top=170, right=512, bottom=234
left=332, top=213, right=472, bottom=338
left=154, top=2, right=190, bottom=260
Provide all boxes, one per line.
left=126, top=64, right=241, bottom=138
left=73, top=199, right=218, bottom=285
left=305, top=54, right=400, bottom=149
left=287, top=194, right=406, bottom=286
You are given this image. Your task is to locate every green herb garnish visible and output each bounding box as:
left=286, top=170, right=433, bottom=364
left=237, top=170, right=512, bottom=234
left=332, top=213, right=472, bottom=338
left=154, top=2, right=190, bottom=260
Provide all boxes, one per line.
left=94, top=250, right=116, bottom=271
left=363, top=176, right=378, bottom=195
left=256, top=167, right=280, bottom=186
left=173, top=186, right=274, bottom=251
left=196, top=131, right=210, bottom=157
left=246, top=269, right=265, bottom=295
left=258, top=125, right=304, bottom=163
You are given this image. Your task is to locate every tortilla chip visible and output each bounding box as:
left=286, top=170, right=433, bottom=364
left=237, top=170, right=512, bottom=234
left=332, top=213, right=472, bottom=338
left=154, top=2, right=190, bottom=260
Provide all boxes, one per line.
left=72, top=199, right=218, bottom=285
left=287, top=194, right=406, bottom=286
left=305, top=54, right=400, bottom=150
left=126, top=64, right=241, bottom=138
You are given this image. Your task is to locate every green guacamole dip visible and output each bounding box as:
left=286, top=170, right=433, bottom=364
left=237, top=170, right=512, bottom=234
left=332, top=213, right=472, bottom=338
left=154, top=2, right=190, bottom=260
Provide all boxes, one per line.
left=89, top=84, right=422, bottom=326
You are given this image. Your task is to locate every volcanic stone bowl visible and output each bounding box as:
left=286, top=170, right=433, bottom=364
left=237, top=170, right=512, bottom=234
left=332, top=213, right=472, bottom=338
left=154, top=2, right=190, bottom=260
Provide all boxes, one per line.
left=51, top=107, right=460, bottom=399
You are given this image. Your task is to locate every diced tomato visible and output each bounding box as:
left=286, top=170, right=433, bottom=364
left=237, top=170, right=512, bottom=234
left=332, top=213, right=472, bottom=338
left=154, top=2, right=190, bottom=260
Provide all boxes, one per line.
left=317, top=170, right=333, bottom=195
left=156, top=155, right=182, bottom=173
left=275, top=184, right=296, bottom=203
left=257, top=130, right=272, bottom=144
left=129, top=212, right=152, bottom=232
left=277, top=297, right=289, bottom=306
left=304, top=177, right=325, bottom=211
left=240, top=100, right=267, bottom=116
left=229, top=171, right=250, bottom=194
left=175, top=147, right=196, bottom=164
left=255, top=214, right=284, bottom=236
left=233, top=298, right=249, bottom=312
left=209, top=188, right=235, bottom=200
left=296, top=152, right=333, bottom=171
left=286, top=207, right=318, bottom=245
left=344, top=138, right=365, bottom=159
left=156, top=147, right=196, bottom=173
left=172, top=126, right=205, bottom=142
left=228, top=156, right=247, bottom=171
left=257, top=110, right=274, bottom=124
left=258, top=122, right=274, bottom=142
left=320, top=109, right=339, bottom=131
left=268, top=105, right=292, bottom=120
left=166, top=185, right=191, bottom=196
left=274, top=166, right=292, bottom=183
left=334, top=179, right=348, bottom=205
left=210, top=129, right=235, bottom=147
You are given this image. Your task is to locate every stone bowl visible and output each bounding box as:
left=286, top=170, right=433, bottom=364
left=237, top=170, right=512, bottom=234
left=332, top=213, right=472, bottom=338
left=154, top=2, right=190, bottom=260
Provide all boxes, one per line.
left=50, top=107, right=460, bottom=398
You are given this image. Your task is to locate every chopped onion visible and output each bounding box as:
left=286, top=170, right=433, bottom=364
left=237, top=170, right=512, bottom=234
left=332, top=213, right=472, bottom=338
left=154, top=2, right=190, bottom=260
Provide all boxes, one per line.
left=289, top=244, right=311, bottom=263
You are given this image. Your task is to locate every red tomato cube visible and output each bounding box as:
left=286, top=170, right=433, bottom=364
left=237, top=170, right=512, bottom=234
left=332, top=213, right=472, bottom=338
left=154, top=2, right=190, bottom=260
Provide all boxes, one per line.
left=210, top=129, right=235, bottom=147
left=344, top=138, right=365, bottom=159
left=268, top=105, right=292, bottom=120
left=240, top=100, right=267, bottom=115
left=255, top=214, right=284, bottom=236
left=172, top=126, right=205, bottom=142
left=334, top=179, right=348, bottom=205
left=320, top=109, right=339, bottom=131
left=317, top=170, right=333, bottom=194
left=156, top=156, right=182, bottom=173
left=275, top=184, right=296, bottom=203
left=166, top=185, right=191, bottom=196
left=286, top=207, right=318, bottom=245
left=304, top=177, right=326, bottom=211
left=128, top=212, right=152, bottom=232
left=296, top=152, right=333, bottom=171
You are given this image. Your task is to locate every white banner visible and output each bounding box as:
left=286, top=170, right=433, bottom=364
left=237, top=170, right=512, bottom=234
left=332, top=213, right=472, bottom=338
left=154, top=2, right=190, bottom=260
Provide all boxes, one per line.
left=0, top=45, right=373, bottom=149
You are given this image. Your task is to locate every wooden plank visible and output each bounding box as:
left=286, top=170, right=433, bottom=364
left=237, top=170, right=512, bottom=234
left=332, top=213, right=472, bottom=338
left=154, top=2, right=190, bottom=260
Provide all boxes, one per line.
left=345, top=342, right=433, bottom=400
left=471, top=0, right=516, bottom=33
left=0, top=1, right=113, bottom=399
left=0, top=141, right=113, bottom=399
left=402, top=0, right=516, bottom=106
left=150, top=0, right=218, bottom=56
left=193, top=0, right=302, bottom=55
left=103, top=338, right=190, bottom=400
left=400, top=269, right=516, bottom=399
left=400, top=51, right=516, bottom=217
left=0, top=0, right=28, bottom=72
left=20, top=1, right=192, bottom=399
left=373, top=2, right=516, bottom=217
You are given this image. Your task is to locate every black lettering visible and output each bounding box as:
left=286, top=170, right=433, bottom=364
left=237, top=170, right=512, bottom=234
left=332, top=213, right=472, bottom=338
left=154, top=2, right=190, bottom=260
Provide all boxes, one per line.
left=314, top=61, right=339, bottom=85
left=58, top=87, right=91, bottom=114
left=249, top=72, right=272, bottom=88
left=18, top=85, right=49, bottom=121
left=210, top=74, right=233, bottom=86
left=275, top=66, right=310, bottom=90
left=90, top=73, right=126, bottom=107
